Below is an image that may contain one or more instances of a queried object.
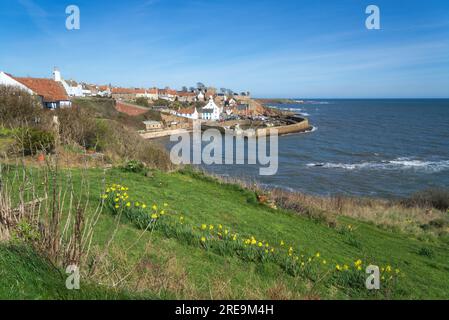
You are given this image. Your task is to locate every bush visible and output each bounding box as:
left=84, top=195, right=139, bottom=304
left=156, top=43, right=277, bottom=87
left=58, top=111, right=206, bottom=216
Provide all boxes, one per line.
left=404, top=189, right=449, bottom=211
left=121, top=160, right=148, bottom=175
left=92, top=119, right=173, bottom=171
left=55, top=107, right=98, bottom=149
left=418, top=247, right=434, bottom=258
left=14, top=127, right=55, bottom=156
left=0, top=85, right=43, bottom=127
left=135, top=97, right=149, bottom=108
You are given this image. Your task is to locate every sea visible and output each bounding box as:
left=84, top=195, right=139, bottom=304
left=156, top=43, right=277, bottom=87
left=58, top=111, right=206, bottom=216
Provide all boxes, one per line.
left=160, top=99, right=449, bottom=199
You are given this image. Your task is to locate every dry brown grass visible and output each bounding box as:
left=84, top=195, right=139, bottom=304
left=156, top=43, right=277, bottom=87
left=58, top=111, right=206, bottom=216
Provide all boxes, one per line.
left=189, top=168, right=448, bottom=236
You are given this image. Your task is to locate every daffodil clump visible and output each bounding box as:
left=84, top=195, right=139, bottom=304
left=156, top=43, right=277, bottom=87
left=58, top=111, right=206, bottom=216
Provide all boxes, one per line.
left=333, top=259, right=403, bottom=296
left=101, top=185, right=403, bottom=296
left=102, top=184, right=171, bottom=229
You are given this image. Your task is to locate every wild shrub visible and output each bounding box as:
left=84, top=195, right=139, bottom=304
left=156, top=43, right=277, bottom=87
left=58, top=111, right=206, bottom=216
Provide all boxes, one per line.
left=135, top=97, right=149, bottom=107
left=120, top=160, right=148, bottom=175
left=404, top=188, right=449, bottom=211
left=417, top=247, right=434, bottom=258
left=0, top=85, right=43, bottom=127
left=55, top=107, right=98, bottom=149
left=13, top=127, right=55, bottom=156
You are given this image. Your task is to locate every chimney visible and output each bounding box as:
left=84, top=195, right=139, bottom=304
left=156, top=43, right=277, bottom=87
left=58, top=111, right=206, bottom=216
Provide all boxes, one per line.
left=53, top=67, right=61, bottom=82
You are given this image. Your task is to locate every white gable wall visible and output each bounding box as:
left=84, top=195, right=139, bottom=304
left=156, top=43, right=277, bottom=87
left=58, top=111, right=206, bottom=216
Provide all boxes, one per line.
left=0, top=72, right=33, bottom=94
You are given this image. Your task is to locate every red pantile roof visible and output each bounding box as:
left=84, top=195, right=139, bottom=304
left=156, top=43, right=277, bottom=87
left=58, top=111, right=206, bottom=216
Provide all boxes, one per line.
left=177, top=91, right=196, bottom=97
left=178, top=107, right=196, bottom=114
left=13, top=77, right=69, bottom=102
left=111, top=87, right=136, bottom=94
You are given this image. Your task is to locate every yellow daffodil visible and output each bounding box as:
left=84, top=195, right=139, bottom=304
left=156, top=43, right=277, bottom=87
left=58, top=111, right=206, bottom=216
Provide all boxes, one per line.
left=201, top=224, right=207, bottom=230
left=201, top=237, right=206, bottom=243
left=126, top=202, right=131, bottom=207
left=151, top=213, right=158, bottom=219
left=280, top=240, right=285, bottom=246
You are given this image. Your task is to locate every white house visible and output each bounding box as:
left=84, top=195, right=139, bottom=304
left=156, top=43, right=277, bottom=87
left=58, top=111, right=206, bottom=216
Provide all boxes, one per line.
left=197, top=91, right=205, bottom=102
left=201, top=97, right=222, bottom=121
left=53, top=68, right=84, bottom=97
left=97, top=85, right=112, bottom=97
left=228, top=98, right=237, bottom=107
left=0, top=71, right=33, bottom=93
left=176, top=107, right=199, bottom=120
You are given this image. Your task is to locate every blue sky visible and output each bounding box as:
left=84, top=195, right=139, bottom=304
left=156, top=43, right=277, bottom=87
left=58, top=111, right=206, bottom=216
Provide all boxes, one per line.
left=1, top=0, right=448, bottom=98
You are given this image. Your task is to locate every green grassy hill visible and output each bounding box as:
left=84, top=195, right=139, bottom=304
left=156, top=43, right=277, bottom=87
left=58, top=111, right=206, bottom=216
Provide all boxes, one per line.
left=0, top=244, right=139, bottom=299
left=2, top=166, right=447, bottom=299
left=72, top=98, right=162, bottom=130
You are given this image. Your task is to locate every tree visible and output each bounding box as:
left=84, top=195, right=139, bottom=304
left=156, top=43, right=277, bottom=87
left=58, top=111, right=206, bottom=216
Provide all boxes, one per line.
left=182, top=86, right=188, bottom=92
left=197, top=82, right=205, bottom=90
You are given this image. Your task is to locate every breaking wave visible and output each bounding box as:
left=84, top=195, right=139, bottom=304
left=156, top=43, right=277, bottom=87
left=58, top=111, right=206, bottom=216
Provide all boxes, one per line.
left=306, top=157, right=449, bottom=173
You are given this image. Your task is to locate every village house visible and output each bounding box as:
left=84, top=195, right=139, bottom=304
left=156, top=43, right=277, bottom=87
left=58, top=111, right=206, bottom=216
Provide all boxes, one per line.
left=143, top=120, right=163, bottom=131
left=177, top=91, right=197, bottom=103
left=135, top=89, right=151, bottom=99
left=97, top=85, right=112, bottom=97
left=176, top=107, right=199, bottom=120
left=205, top=91, right=215, bottom=100
left=111, top=87, right=137, bottom=100
left=0, top=71, right=71, bottom=109
left=200, top=97, right=222, bottom=121
left=53, top=68, right=83, bottom=97
left=159, top=88, right=177, bottom=102
left=147, top=88, right=159, bottom=100
left=0, top=71, right=32, bottom=92
left=197, top=90, right=205, bottom=102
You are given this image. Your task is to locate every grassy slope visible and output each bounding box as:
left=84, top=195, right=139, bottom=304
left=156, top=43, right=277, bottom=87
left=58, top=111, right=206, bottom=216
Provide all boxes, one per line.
left=0, top=244, right=139, bottom=299
left=72, top=98, right=162, bottom=130
left=79, top=168, right=449, bottom=299
left=2, top=167, right=449, bottom=299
